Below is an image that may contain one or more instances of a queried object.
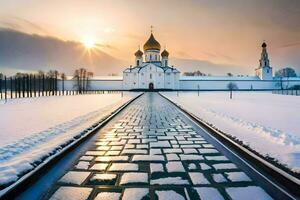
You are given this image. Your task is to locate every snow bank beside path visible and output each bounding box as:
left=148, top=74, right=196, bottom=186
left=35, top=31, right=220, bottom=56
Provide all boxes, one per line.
left=161, top=92, right=300, bottom=172
left=0, top=92, right=139, bottom=188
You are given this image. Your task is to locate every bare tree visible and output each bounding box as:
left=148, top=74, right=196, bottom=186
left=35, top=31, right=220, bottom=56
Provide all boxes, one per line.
left=227, top=82, right=238, bottom=99
left=73, top=68, right=93, bottom=93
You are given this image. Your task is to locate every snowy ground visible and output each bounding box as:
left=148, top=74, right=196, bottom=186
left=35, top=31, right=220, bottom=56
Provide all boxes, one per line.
left=161, top=91, right=300, bottom=172
left=0, top=92, right=139, bottom=187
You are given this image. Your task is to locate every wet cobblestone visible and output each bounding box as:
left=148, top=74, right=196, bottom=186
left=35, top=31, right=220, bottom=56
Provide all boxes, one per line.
left=47, top=93, right=273, bottom=200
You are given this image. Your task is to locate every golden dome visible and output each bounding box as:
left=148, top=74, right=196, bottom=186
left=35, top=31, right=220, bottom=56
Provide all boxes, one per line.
left=143, top=33, right=161, bottom=51
left=134, top=49, right=143, bottom=57
left=161, top=49, right=169, bottom=57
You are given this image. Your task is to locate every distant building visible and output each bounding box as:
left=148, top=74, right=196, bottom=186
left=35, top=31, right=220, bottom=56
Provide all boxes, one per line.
left=255, top=42, right=273, bottom=80
left=62, top=36, right=300, bottom=91
left=123, top=32, right=180, bottom=90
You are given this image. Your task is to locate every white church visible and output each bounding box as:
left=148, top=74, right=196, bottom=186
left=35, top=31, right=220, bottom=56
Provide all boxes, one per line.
left=62, top=31, right=300, bottom=91
left=122, top=32, right=180, bottom=90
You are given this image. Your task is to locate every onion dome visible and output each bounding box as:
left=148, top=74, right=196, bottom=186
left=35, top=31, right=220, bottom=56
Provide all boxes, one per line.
left=143, top=33, right=161, bottom=51
left=161, top=49, right=169, bottom=57
left=134, top=49, right=143, bottom=57
left=262, top=42, right=267, bottom=48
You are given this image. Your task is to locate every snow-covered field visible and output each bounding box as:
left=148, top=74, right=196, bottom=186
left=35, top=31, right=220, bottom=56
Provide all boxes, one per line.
left=0, top=92, right=139, bottom=188
left=161, top=91, right=300, bottom=172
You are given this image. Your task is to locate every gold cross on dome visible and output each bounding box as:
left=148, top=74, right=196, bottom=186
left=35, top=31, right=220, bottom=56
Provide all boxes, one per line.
left=150, top=25, right=153, bottom=33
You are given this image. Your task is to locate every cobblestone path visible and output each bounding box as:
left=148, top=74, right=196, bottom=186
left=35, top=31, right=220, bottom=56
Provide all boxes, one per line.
left=46, top=93, right=273, bottom=200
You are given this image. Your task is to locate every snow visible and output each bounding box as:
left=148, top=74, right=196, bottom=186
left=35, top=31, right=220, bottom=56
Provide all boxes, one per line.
left=0, top=92, right=139, bottom=188
left=194, top=187, right=224, bottom=200
left=225, top=186, right=273, bottom=200
left=49, top=186, right=92, bottom=200
left=94, top=192, right=121, bottom=200
left=161, top=91, right=300, bottom=172
left=119, top=172, right=148, bottom=185
left=58, top=171, right=90, bottom=185
left=155, top=190, right=185, bottom=200
left=122, top=188, right=149, bottom=200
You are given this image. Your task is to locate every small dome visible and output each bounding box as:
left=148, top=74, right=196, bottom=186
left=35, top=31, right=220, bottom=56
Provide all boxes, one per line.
left=161, top=49, right=169, bottom=57
left=262, top=42, right=267, bottom=48
left=134, top=49, right=143, bottom=57
left=143, top=33, right=161, bottom=51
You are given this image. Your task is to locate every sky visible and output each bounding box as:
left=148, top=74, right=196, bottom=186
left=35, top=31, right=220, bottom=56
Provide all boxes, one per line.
left=0, top=0, right=300, bottom=76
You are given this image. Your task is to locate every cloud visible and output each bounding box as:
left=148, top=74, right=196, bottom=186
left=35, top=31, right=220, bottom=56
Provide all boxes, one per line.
left=0, top=29, right=127, bottom=75
left=0, top=16, right=48, bottom=35
left=279, top=42, right=300, bottom=48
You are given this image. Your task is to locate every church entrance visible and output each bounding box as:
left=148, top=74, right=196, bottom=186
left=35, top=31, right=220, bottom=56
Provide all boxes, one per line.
left=149, top=83, right=154, bottom=90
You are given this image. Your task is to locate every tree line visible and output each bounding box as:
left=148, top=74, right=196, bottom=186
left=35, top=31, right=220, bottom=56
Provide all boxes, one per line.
left=0, top=68, right=94, bottom=101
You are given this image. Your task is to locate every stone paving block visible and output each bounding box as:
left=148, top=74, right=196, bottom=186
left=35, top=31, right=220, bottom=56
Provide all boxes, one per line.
left=150, top=163, right=164, bottom=173
left=119, top=172, right=148, bottom=185
left=90, top=163, right=109, bottom=171
left=49, top=186, right=92, bottom=200
left=189, top=172, right=210, bottom=185
left=89, top=173, right=117, bottom=185
left=132, top=155, right=165, bottom=162
left=166, top=161, right=185, bottom=173
left=155, top=190, right=186, bottom=200
left=122, top=188, right=149, bottom=200
left=108, top=163, right=139, bottom=171
left=94, top=192, right=121, bottom=200
left=95, top=156, right=129, bottom=162
left=150, top=141, right=171, bottom=148
left=194, top=187, right=224, bottom=200
left=58, top=171, right=90, bottom=185
left=121, top=149, right=147, bottom=155
left=166, top=154, right=180, bottom=161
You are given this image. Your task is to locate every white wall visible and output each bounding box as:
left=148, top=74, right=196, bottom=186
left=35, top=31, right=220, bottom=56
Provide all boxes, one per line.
left=58, top=80, right=123, bottom=90
left=179, top=79, right=300, bottom=90
left=58, top=77, right=300, bottom=91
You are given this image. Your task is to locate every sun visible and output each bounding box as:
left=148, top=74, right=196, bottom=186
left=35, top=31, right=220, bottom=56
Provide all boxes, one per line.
left=83, top=38, right=95, bottom=49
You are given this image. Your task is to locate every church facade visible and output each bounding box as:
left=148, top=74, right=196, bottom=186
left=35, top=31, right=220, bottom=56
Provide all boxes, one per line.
left=122, top=33, right=180, bottom=90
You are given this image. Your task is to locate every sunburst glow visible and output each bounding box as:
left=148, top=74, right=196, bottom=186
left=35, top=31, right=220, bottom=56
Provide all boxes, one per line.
left=83, top=38, right=95, bottom=49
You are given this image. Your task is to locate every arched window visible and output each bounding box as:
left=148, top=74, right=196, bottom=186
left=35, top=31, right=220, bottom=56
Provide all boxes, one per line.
left=150, top=74, right=152, bottom=79
left=165, top=60, right=168, bottom=66
left=137, top=60, right=140, bottom=66
left=150, top=55, right=152, bottom=61
left=155, top=55, right=157, bottom=60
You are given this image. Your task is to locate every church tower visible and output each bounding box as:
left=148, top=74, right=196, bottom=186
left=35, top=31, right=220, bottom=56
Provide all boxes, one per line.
left=143, top=31, right=161, bottom=62
left=161, top=48, right=169, bottom=67
left=134, top=48, right=143, bottom=66
left=255, top=42, right=273, bottom=80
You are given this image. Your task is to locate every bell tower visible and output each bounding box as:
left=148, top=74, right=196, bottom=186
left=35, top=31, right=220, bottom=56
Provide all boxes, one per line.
left=255, top=42, right=273, bottom=80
